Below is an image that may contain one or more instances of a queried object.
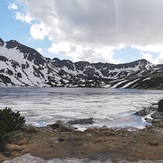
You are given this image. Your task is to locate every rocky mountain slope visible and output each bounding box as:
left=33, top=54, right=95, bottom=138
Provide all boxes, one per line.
left=0, top=38, right=163, bottom=89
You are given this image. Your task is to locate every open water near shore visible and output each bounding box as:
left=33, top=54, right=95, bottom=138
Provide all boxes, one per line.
left=0, top=87, right=163, bottom=130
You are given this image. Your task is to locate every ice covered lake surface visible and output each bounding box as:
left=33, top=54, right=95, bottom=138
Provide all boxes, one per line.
left=0, top=87, right=163, bottom=130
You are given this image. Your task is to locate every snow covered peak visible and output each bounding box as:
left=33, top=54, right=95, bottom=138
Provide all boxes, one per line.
left=0, top=38, right=162, bottom=88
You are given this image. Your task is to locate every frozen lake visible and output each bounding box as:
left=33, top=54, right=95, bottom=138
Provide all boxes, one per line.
left=0, top=87, right=163, bottom=130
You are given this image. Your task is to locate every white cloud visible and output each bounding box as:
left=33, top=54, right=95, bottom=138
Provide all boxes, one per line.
left=141, top=53, right=154, bottom=63
left=48, top=42, right=72, bottom=54
left=155, top=53, right=163, bottom=64
left=30, top=23, right=49, bottom=40
left=10, top=0, right=163, bottom=63
left=134, top=45, right=163, bottom=64
left=15, top=12, right=32, bottom=23
left=8, top=2, right=18, bottom=10
left=133, top=45, right=163, bottom=53
left=36, top=48, right=43, bottom=54
left=8, top=0, right=32, bottom=24
left=48, top=42, right=120, bottom=63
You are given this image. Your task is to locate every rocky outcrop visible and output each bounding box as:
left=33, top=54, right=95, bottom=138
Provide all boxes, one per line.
left=151, top=111, right=163, bottom=119
left=150, top=111, right=163, bottom=127
left=0, top=38, right=4, bottom=46
left=135, top=99, right=163, bottom=128
left=135, top=105, right=158, bottom=117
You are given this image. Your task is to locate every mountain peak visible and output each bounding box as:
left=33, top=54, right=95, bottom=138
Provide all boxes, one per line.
left=0, top=38, right=162, bottom=88
left=6, top=40, right=21, bottom=49
left=123, top=59, right=151, bottom=65
left=136, top=59, right=151, bottom=64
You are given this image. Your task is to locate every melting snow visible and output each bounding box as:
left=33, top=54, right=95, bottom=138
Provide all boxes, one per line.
left=0, top=87, right=162, bottom=129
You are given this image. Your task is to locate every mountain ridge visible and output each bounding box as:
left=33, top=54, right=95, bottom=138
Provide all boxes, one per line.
left=0, top=38, right=163, bottom=89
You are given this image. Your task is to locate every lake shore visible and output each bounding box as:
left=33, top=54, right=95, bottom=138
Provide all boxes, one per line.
left=1, top=119, right=163, bottom=163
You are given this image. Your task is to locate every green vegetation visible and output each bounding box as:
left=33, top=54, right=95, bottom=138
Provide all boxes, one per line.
left=158, top=99, right=163, bottom=112
left=0, top=107, right=25, bottom=146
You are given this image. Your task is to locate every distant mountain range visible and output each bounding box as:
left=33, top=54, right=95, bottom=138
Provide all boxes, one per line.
left=0, top=38, right=163, bottom=89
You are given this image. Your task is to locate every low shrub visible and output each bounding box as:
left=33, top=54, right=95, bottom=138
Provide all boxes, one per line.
left=0, top=107, right=25, bottom=137
left=0, top=107, right=25, bottom=150
left=158, top=99, right=163, bottom=112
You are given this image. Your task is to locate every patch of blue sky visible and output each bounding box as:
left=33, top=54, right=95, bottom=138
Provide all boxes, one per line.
left=0, top=0, right=29, bottom=43
left=113, top=46, right=142, bottom=63
left=0, top=0, right=51, bottom=57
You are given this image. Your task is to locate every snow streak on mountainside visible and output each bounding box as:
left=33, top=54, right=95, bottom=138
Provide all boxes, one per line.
left=0, top=38, right=163, bottom=89
left=0, top=38, right=61, bottom=87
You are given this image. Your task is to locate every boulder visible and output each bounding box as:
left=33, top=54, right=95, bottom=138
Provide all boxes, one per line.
left=158, top=99, right=163, bottom=112
left=68, top=117, right=95, bottom=125
left=151, top=111, right=163, bottom=120
left=51, top=120, right=75, bottom=132
left=58, top=123, right=75, bottom=132
left=50, top=120, right=62, bottom=129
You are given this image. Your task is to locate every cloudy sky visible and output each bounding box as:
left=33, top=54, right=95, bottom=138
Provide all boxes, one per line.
left=1, top=0, right=163, bottom=64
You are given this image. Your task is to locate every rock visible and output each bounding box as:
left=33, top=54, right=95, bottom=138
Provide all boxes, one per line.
left=22, top=125, right=38, bottom=133
left=150, top=111, right=163, bottom=127
left=151, top=111, right=163, bottom=119
left=100, top=125, right=108, bottom=130
left=58, top=123, right=75, bottom=132
left=3, top=153, right=46, bottom=163
left=50, top=120, right=62, bottom=129
left=4, top=130, right=26, bottom=145
left=158, top=99, right=163, bottom=112
left=86, top=133, right=92, bottom=137
left=39, top=125, right=53, bottom=132
left=152, top=119, right=163, bottom=127
left=50, top=137, right=65, bottom=144
left=51, top=120, right=75, bottom=132
left=144, top=117, right=153, bottom=123
left=135, top=106, right=157, bottom=116
left=58, top=138, right=65, bottom=142
left=68, top=117, right=95, bottom=125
